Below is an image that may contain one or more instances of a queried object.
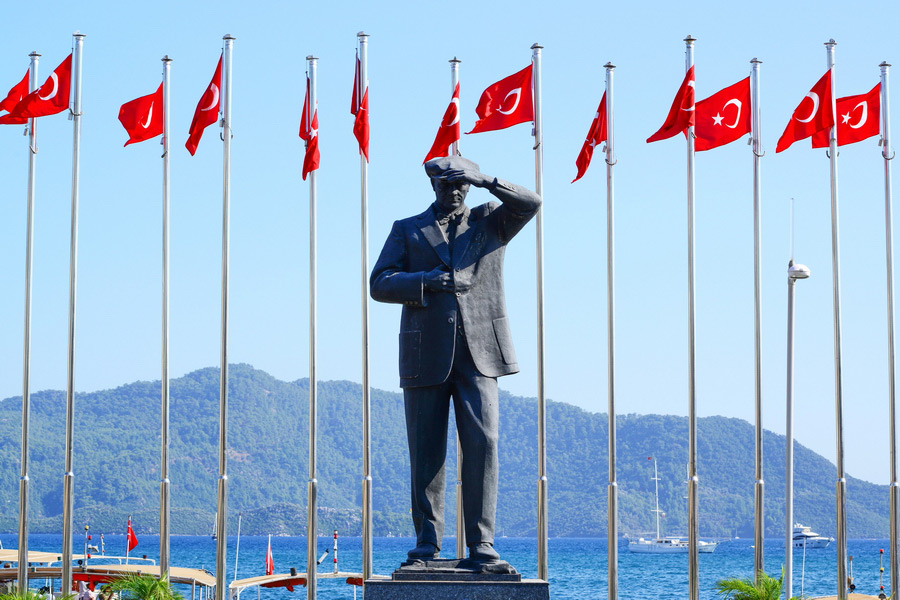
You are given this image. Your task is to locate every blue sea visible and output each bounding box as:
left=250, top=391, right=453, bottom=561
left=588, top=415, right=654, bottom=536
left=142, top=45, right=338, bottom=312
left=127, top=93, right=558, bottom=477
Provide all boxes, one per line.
left=1, top=534, right=892, bottom=599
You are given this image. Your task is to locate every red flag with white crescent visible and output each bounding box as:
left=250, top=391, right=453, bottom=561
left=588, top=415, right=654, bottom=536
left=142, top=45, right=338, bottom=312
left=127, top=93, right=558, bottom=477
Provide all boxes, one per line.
left=466, top=64, right=533, bottom=134
left=424, top=81, right=461, bottom=163
left=303, top=110, right=320, bottom=180
left=775, top=69, right=834, bottom=153
left=118, top=83, right=164, bottom=147
left=9, top=55, right=71, bottom=119
left=811, top=83, right=880, bottom=148
left=185, top=55, right=222, bottom=156
left=354, top=86, right=370, bottom=161
left=0, top=69, right=29, bottom=125
left=694, top=77, right=751, bottom=152
left=572, top=92, right=607, bottom=183
left=126, top=517, right=139, bottom=552
left=647, top=66, right=695, bottom=143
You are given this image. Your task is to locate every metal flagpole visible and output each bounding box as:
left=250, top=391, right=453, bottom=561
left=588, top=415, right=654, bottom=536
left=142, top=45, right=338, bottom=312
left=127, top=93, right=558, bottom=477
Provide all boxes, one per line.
left=61, top=31, right=85, bottom=596
left=357, top=31, right=373, bottom=583
left=17, top=49, right=39, bottom=594
left=160, top=53, right=172, bottom=579
left=604, top=60, right=618, bottom=600
left=449, top=55, right=467, bottom=560
left=880, top=60, right=898, bottom=600
left=750, top=56, right=765, bottom=579
left=785, top=199, right=812, bottom=600
left=531, top=42, right=548, bottom=582
left=306, top=54, right=319, bottom=600
left=684, top=34, right=700, bottom=600
left=824, top=39, right=849, bottom=600
left=215, top=33, right=235, bottom=600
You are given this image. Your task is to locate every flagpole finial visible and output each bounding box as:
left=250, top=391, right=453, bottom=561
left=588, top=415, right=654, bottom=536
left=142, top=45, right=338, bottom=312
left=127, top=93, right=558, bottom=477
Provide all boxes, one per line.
left=162, top=55, right=172, bottom=63
left=223, top=34, right=236, bottom=41
left=357, top=31, right=369, bottom=38
left=531, top=42, right=543, bottom=50
left=684, top=35, right=696, bottom=44
left=825, top=38, right=837, bottom=46
left=751, top=57, right=762, bottom=64
left=73, top=31, right=85, bottom=38
left=29, top=51, right=40, bottom=58
left=307, top=55, right=318, bottom=62
left=450, top=57, right=461, bottom=64
left=881, top=61, right=892, bottom=68
left=604, top=62, right=615, bottom=70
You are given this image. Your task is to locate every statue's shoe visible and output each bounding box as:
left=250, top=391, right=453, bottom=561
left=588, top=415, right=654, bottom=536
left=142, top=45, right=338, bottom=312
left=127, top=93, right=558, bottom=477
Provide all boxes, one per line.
left=468, top=542, right=500, bottom=562
left=407, top=542, right=440, bottom=560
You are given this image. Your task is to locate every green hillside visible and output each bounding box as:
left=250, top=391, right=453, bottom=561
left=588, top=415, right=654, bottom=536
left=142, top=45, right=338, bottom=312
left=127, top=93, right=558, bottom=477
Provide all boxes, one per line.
left=0, top=364, right=888, bottom=538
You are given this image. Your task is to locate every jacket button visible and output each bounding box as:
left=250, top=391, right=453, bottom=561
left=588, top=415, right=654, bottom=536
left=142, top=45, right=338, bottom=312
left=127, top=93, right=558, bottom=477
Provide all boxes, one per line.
left=447, top=317, right=453, bottom=323
left=455, top=292, right=461, bottom=297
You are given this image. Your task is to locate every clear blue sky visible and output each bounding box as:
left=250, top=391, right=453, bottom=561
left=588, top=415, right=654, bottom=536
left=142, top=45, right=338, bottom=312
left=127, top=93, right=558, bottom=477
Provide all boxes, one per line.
left=0, top=0, right=898, bottom=494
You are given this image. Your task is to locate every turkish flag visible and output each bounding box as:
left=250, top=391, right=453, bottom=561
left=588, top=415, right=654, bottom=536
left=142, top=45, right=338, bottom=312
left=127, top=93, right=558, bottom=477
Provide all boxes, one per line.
left=775, top=69, right=834, bottom=153
left=811, top=83, right=880, bottom=148
left=185, top=55, right=222, bottom=156
left=9, top=54, right=72, bottom=119
left=354, top=87, right=370, bottom=161
left=265, top=537, right=274, bottom=576
left=424, top=82, right=461, bottom=163
left=647, top=66, right=695, bottom=143
left=572, top=92, right=607, bottom=183
left=118, top=83, right=164, bottom=147
left=466, top=64, right=533, bottom=134
left=126, top=518, right=139, bottom=552
left=0, top=69, right=29, bottom=125
left=302, top=110, right=320, bottom=180
left=694, top=77, right=751, bottom=152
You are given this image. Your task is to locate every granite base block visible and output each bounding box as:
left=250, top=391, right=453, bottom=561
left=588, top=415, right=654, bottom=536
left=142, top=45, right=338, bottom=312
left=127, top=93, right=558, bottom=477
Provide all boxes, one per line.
left=363, top=577, right=550, bottom=600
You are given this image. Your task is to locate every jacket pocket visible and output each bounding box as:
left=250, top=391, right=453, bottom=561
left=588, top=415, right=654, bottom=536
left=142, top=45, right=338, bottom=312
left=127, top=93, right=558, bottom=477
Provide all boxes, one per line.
left=399, top=330, right=421, bottom=379
left=492, top=317, right=517, bottom=365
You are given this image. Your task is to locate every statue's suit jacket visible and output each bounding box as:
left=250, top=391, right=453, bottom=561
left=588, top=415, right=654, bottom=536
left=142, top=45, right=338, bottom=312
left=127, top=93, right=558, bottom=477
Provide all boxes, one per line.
left=370, top=179, right=542, bottom=388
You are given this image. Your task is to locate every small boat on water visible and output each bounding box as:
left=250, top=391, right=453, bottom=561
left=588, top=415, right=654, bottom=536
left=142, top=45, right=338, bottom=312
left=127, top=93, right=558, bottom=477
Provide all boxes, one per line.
left=627, top=457, right=719, bottom=554
left=792, top=523, right=833, bottom=549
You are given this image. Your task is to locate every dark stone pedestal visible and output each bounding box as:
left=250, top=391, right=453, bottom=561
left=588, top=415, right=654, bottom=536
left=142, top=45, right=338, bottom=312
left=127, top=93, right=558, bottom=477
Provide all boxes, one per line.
left=364, top=559, right=550, bottom=600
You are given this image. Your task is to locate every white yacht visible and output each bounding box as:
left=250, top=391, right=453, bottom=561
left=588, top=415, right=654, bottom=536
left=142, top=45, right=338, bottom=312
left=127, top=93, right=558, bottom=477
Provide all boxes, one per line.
left=792, top=523, right=833, bottom=549
left=627, top=457, right=719, bottom=554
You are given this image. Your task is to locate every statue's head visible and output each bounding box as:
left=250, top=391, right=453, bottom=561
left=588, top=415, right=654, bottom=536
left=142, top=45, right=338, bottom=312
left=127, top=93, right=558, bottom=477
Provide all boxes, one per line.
left=425, top=155, right=480, bottom=213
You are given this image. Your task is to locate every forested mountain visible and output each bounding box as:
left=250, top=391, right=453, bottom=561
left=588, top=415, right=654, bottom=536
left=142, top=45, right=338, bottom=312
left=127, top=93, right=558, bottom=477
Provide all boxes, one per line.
left=0, top=365, right=888, bottom=538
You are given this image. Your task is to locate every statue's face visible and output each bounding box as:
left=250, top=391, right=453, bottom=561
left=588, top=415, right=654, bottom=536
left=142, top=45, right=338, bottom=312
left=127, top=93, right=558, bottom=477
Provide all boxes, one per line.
left=432, top=178, right=470, bottom=212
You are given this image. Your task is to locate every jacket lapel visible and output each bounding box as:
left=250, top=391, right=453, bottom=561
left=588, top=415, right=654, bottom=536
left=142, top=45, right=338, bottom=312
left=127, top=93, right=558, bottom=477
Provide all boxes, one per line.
left=417, top=211, right=451, bottom=267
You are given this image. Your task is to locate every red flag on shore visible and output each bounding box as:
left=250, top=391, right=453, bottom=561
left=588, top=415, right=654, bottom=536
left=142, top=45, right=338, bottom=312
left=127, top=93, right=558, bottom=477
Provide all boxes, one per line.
left=265, top=536, right=274, bottom=575
left=118, top=83, right=164, bottom=147
left=424, top=82, right=461, bottom=163
left=185, top=55, right=222, bottom=156
left=126, top=517, right=139, bottom=552
left=572, top=92, right=607, bottom=183
left=694, top=77, right=751, bottom=152
left=811, top=83, right=880, bottom=148
left=647, top=66, right=695, bottom=143
left=775, top=70, right=834, bottom=153
left=300, top=77, right=320, bottom=179
left=0, top=69, right=29, bottom=125
left=9, top=55, right=72, bottom=119
left=466, top=64, right=533, bottom=134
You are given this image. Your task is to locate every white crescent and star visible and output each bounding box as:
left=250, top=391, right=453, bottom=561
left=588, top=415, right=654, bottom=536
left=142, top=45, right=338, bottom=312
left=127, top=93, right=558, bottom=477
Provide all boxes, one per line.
left=848, top=100, right=868, bottom=129
left=722, top=99, right=742, bottom=128
left=680, top=80, right=695, bottom=112
left=141, top=103, right=154, bottom=129
left=795, top=92, right=820, bottom=123
left=200, top=84, right=219, bottom=112
left=446, top=98, right=460, bottom=127
left=496, top=88, right=522, bottom=115
left=38, top=73, right=59, bottom=101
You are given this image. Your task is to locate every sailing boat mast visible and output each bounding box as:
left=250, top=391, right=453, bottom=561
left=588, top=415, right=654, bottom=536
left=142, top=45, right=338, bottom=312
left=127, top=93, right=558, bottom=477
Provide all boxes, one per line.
left=652, top=457, right=662, bottom=539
